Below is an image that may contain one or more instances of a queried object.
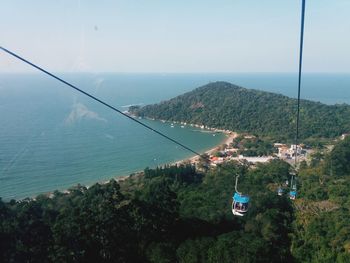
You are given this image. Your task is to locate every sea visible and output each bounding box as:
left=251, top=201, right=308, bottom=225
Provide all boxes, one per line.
left=0, top=73, right=349, bottom=200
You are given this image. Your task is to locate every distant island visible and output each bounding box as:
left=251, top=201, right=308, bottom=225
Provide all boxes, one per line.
left=129, top=81, right=350, bottom=140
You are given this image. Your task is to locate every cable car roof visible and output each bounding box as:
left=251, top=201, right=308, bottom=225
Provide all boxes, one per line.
left=290, top=191, right=297, bottom=196
left=233, top=192, right=250, bottom=203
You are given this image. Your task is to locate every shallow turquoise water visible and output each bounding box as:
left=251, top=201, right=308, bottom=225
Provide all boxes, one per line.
left=0, top=74, right=225, bottom=200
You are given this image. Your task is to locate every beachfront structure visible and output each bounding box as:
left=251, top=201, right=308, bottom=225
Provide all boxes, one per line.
left=231, top=155, right=273, bottom=163
left=210, top=156, right=225, bottom=166
left=276, top=144, right=304, bottom=159
left=290, top=144, right=302, bottom=154
left=224, top=147, right=238, bottom=153
left=274, top=143, right=287, bottom=148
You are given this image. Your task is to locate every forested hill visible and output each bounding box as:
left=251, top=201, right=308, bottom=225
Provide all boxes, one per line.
left=129, top=81, right=350, bottom=139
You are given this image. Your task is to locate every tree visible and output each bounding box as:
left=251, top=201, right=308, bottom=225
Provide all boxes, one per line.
left=197, top=153, right=211, bottom=172
left=325, top=137, right=350, bottom=176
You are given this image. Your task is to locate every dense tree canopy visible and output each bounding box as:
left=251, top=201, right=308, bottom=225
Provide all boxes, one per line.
left=291, top=136, right=350, bottom=262
left=1, top=160, right=295, bottom=262
left=324, top=136, right=350, bottom=176
left=1, top=138, right=350, bottom=262
left=230, top=135, right=277, bottom=157
left=129, top=82, right=350, bottom=140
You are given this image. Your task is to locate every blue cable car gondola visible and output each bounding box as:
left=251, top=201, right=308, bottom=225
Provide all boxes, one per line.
left=289, top=175, right=297, bottom=200
left=277, top=187, right=283, bottom=196
left=232, top=192, right=250, bottom=216
left=232, top=175, right=250, bottom=216
left=289, top=190, right=297, bottom=200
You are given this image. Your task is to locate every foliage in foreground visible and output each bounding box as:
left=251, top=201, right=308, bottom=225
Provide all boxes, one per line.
left=1, top=161, right=294, bottom=262
left=291, top=136, right=350, bottom=263
left=1, top=137, right=350, bottom=262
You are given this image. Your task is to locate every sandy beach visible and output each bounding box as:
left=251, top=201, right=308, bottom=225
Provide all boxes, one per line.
left=174, top=131, right=238, bottom=165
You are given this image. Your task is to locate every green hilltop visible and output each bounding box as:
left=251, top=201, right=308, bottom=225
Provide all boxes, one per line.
left=130, top=81, right=350, bottom=140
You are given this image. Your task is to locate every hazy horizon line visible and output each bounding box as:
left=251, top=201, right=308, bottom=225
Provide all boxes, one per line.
left=1, top=71, right=350, bottom=75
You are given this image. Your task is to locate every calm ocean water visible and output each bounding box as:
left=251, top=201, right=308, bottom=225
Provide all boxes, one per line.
left=0, top=73, right=349, bottom=200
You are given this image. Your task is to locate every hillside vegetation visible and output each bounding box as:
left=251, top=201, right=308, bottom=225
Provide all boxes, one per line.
left=0, top=161, right=294, bottom=262
left=1, top=137, right=350, bottom=262
left=129, top=82, right=350, bottom=140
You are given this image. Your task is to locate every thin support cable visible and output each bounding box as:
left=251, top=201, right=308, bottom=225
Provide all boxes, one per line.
left=234, top=174, right=241, bottom=195
left=294, top=0, right=306, bottom=169
left=0, top=46, right=201, bottom=157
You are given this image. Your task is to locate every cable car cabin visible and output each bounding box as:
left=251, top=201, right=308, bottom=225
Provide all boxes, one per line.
left=289, top=190, right=297, bottom=200
left=277, top=187, right=283, bottom=196
left=232, top=192, right=250, bottom=216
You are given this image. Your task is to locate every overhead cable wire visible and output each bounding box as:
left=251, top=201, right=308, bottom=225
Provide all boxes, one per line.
left=294, top=0, right=306, bottom=169
left=0, top=46, right=202, bottom=157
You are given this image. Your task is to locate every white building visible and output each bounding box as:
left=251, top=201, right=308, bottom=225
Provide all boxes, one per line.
left=289, top=144, right=302, bottom=155
left=231, top=155, right=273, bottom=163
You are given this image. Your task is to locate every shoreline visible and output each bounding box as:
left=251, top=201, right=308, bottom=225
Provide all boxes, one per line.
left=130, top=115, right=238, bottom=165
left=60, top=127, right=237, bottom=199
left=22, top=123, right=238, bottom=201
left=173, top=131, right=237, bottom=165
left=109, top=129, right=237, bottom=186
left=109, top=128, right=236, bottom=185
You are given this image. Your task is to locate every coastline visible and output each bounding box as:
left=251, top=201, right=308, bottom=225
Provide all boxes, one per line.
left=60, top=128, right=237, bottom=198
left=127, top=113, right=238, bottom=165
left=112, top=129, right=237, bottom=186
left=174, top=130, right=237, bottom=165
left=30, top=123, right=238, bottom=201
left=111, top=128, right=236, bottom=184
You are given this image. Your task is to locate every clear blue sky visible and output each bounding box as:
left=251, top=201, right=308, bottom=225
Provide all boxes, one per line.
left=1, top=0, right=349, bottom=73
